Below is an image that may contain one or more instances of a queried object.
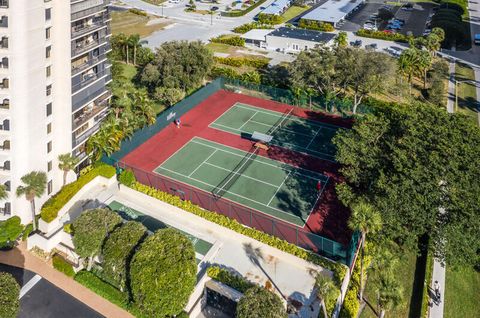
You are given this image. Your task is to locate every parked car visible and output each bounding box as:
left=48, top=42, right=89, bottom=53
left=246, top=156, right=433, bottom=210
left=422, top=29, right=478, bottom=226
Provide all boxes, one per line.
left=211, top=6, right=219, bottom=10
left=365, top=43, right=378, bottom=51
left=350, top=40, right=362, bottom=47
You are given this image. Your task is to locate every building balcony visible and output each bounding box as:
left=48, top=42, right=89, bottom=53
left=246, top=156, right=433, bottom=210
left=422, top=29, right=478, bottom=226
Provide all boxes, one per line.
left=73, top=119, right=103, bottom=148
left=72, top=37, right=107, bottom=58
left=0, top=16, right=7, bottom=27
left=72, top=95, right=109, bottom=130
left=71, top=1, right=109, bottom=22
left=72, top=53, right=107, bottom=75
left=0, top=1, right=8, bottom=9
left=0, top=98, right=8, bottom=110
left=0, top=140, right=9, bottom=150
left=72, top=66, right=110, bottom=93
left=71, top=17, right=108, bottom=39
left=0, top=160, right=9, bottom=171
left=0, top=202, right=11, bottom=217
left=0, top=119, right=9, bottom=131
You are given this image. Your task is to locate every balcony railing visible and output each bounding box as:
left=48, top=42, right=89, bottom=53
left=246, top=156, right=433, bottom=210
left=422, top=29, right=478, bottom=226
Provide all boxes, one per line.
left=73, top=100, right=109, bottom=130
left=0, top=0, right=8, bottom=9
left=72, top=37, right=107, bottom=57
left=71, top=18, right=107, bottom=38
left=72, top=67, right=110, bottom=93
left=71, top=1, right=109, bottom=21
left=0, top=16, right=7, bottom=27
left=72, top=53, right=107, bottom=75
left=0, top=140, right=10, bottom=150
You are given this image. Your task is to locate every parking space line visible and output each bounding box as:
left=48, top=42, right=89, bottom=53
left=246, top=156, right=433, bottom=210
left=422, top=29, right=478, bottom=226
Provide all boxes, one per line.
left=19, top=274, right=42, bottom=299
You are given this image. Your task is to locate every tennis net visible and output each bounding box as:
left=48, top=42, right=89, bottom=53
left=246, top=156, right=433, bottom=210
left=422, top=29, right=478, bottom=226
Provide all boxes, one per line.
left=212, top=145, right=259, bottom=199
left=266, top=109, right=293, bottom=136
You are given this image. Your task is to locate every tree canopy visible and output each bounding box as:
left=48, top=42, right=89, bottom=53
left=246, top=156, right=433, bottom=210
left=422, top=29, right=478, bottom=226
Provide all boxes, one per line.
left=102, top=221, right=147, bottom=291
left=140, top=41, right=213, bottom=93
left=130, top=228, right=196, bottom=317
left=0, top=272, right=20, bottom=318
left=0, top=216, right=24, bottom=249
left=236, top=286, right=287, bottom=318
left=72, top=208, right=123, bottom=269
left=333, top=102, right=480, bottom=267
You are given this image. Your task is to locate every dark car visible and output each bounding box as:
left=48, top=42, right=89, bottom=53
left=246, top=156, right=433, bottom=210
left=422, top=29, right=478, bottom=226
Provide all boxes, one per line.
left=211, top=6, right=219, bottom=10
left=350, top=40, right=362, bottom=47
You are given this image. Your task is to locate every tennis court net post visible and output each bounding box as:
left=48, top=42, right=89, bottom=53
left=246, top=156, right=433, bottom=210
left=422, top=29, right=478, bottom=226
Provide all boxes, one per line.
left=212, top=145, right=260, bottom=199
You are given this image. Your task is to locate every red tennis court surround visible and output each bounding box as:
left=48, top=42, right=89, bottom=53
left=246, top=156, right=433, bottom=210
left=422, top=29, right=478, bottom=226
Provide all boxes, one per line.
left=122, top=90, right=352, bottom=246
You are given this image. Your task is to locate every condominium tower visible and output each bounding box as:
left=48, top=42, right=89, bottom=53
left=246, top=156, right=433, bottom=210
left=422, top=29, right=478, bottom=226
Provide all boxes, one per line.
left=0, top=0, right=112, bottom=222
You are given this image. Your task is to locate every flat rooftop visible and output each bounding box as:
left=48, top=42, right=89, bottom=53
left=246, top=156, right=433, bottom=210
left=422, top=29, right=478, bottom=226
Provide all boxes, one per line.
left=267, top=27, right=336, bottom=43
left=301, top=0, right=364, bottom=24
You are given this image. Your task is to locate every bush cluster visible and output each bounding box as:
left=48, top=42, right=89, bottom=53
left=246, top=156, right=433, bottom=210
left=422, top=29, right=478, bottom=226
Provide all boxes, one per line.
left=52, top=254, right=75, bottom=277
left=207, top=266, right=255, bottom=293
left=128, top=8, right=148, bottom=17
left=222, top=0, right=267, bottom=17
left=40, top=163, right=116, bottom=223
left=0, top=272, right=20, bottom=318
left=214, top=56, right=269, bottom=68
left=74, top=271, right=129, bottom=308
left=210, top=35, right=246, bottom=47
left=257, top=13, right=283, bottom=25
left=129, top=181, right=347, bottom=282
left=210, top=66, right=262, bottom=84
left=118, top=169, right=136, bottom=187
left=233, top=22, right=274, bottom=34
left=356, top=29, right=409, bottom=42
left=0, top=216, right=24, bottom=249
left=63, top=223, right=74, bottom=234
left=298, top=19, right=335, bottom=32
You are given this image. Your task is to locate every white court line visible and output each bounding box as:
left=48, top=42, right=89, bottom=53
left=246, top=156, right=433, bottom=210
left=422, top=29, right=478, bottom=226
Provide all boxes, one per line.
left=203, top=162, right=279, bottom=188
left=19, top=274, right=42, bottom=299
left=267, top=171, right=291, bottom=206
left=156, top=165, right=302, bottom=220
left=188, top=149, right=217, bottom=177
left=248, top=119, right=315, bottom=138
left=238, top=111, right=258, bottom=130
left=190, top=138, right=327, bottom=181
left=305, top=127, right=323, bottom=150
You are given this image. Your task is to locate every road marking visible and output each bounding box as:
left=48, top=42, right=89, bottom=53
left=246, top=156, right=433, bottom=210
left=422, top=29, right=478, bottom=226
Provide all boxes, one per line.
left=188, top=149, right=217, bottom=177
left=19, top=274, right=42, bottom=299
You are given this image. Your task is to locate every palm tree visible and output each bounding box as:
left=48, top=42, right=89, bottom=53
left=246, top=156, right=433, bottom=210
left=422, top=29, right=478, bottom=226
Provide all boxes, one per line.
left=16, top=172, right=47, bottom=231
left=377, top=271, right=403, bottom=318
left=348, top=201, right=382, bottom=301
left=115, top=33, right=128, bottom=64
left=128, top=34, right=141, bottom=66
left=315, top=274, right=336, bottom=318
left=132, top=89, right=156, bottom=126
left=58, top=153, right=79, bottom=187
left=398, top=48, right=418, bottom=92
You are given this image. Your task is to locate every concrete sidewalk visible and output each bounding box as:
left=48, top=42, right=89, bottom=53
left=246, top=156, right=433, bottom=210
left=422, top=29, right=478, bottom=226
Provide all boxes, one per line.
left=429, top=259, right=446, bottom=318
left=0, top=242, right=132, bottom=318
left=447, top=61, right=455, bottom=114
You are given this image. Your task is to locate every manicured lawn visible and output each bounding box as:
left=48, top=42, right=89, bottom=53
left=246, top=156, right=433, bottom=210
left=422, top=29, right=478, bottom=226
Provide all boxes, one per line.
left=111, top=11, right=169, bottom=38
left=280, top=5, right=310, bottom=22
left=455, top=62, right=478, bottom=124
left=206, top=42, right=238, bottom=55
left=360, top=249, right=423, bottom=318
left=444, top=266, right=480, bottom=318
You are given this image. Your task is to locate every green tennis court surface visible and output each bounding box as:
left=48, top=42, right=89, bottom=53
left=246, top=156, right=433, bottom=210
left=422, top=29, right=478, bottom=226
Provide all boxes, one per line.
left=155, top=137, right=329, bottom=226
left=108, top=200, right=213, bottom=263
left=209, top=103, right=341, bottom=161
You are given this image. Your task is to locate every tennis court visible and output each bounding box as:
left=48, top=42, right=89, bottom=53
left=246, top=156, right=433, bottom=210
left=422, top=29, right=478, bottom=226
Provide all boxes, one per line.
left=108, top=200, right=213, bottom=264
left=154, top=137, right=329, bottom=226
left=209, top=103, right=341, bottom=161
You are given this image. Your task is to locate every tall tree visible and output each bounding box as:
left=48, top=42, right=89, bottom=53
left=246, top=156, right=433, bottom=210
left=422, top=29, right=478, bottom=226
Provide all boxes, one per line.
left=377, top=271, right=403, bottom=318
left=0, top=272, right=20, bottom=318
left=72, top=208, right=122, bottom=270
left=58, top=153, right=79, bottom=186
left=348, top=201, right=382, bottom=301
left=128, top=34, right=141, bottom=65
left=334, top=31, right=348, bottom=47
left=398, top=48, right=419, bottom=91
left=16, top=171, right=47, bottom=231
left=315, top=274, right=337, bottom=318
left=334, top=103, right=480, bottom=267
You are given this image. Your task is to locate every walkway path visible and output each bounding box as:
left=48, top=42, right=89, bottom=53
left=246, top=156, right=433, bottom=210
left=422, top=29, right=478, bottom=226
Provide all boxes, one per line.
left=446, top=62, right=455, bottom=114
left=0, top=242, right=132, bottom=318
left=429, top=259, right=446, bottom=318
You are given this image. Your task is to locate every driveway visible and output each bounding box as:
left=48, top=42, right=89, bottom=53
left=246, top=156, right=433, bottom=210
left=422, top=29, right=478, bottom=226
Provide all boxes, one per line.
left=0, top=264, right=104, bottom=318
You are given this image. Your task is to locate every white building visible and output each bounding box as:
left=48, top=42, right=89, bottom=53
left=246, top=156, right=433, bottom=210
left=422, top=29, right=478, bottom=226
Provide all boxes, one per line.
left=0, top=0, right=111, bottom=223
left=242, top=27, right=336, bottom=53
left=301, top=0, right=364, bottom=27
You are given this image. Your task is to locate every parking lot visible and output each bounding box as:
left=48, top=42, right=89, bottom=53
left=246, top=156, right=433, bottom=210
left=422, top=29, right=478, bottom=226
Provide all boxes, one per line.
left=0, top=264, right=104, bottom=318
left=339, top=1, right=438, bottom=37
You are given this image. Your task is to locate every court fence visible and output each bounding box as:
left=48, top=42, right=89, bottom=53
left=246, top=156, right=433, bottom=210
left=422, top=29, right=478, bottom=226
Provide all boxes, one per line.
left=112, top=161, right=359, bottom=267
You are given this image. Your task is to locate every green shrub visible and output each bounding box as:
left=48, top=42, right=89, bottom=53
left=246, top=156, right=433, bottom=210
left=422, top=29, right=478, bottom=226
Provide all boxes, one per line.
left=52, top=254, right=75, bottom=277
left=22, top=223, right=33, bottom=241
left=0, top=272, right=20, bottom=318
left=214, top=56, right=269, bottom=69
left=63, top=223, right=74, bottom=234
left=210, top=66, right=241, bottom=80
left=421, top=250, right=434, bottom=317
left=222, top=0, right=267, bottom=17
left=299, top=19, right=335, bottom=32
left=74, top=271, right=128, bottom=308
left=118, top=169, right=136, bottom=187
left=207, top=266, right=255, bottom=293
left=211, top=35, right=246, bottom=47
left=129, top=181, right=347, bottom=283
left=40, top=163, right=116, bottom=222
left=339, top=286, right=359, bottom=318
left=257, top=13, right=283, bottom=25
left=0, top=216, right=24, bottom=249
left=128, top=8, right=148, bottom=16
left=237, top=286, right=287, bottom=318
left=233, top=22, right=274, bottom=34
left=356, top=29, right=409, bottom=42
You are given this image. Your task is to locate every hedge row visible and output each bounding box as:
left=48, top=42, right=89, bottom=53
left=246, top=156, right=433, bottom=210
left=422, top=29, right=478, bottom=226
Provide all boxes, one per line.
left=222, top=0, right=267, bottom=17
left=207, top=266, right=255, bottom=293
left=299, top=19, right=335, bottom=32
left=129, top=182, right=347, bottom=283
left=52, top=254, right=75, bottom=277
left=233, top=22, right=274, bottom=34
left=210, top=35, right=245, bottom=47
left=74, top=271, right=129, bottom=308
left=356, top=29, right=409, bottom=42
left=214, top=56, right=269, bottom=68
left=421, top=250, right=434, bottom=317
left=40, top=163, right=116, bottom=222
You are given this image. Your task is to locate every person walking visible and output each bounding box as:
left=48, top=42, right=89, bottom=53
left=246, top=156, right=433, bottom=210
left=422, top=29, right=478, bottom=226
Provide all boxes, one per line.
left=434, top=280, right=441, bottom=303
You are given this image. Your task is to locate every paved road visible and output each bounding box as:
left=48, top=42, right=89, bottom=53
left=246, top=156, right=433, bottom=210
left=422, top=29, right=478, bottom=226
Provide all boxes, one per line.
left=0, top=264, right=104, bottom=318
